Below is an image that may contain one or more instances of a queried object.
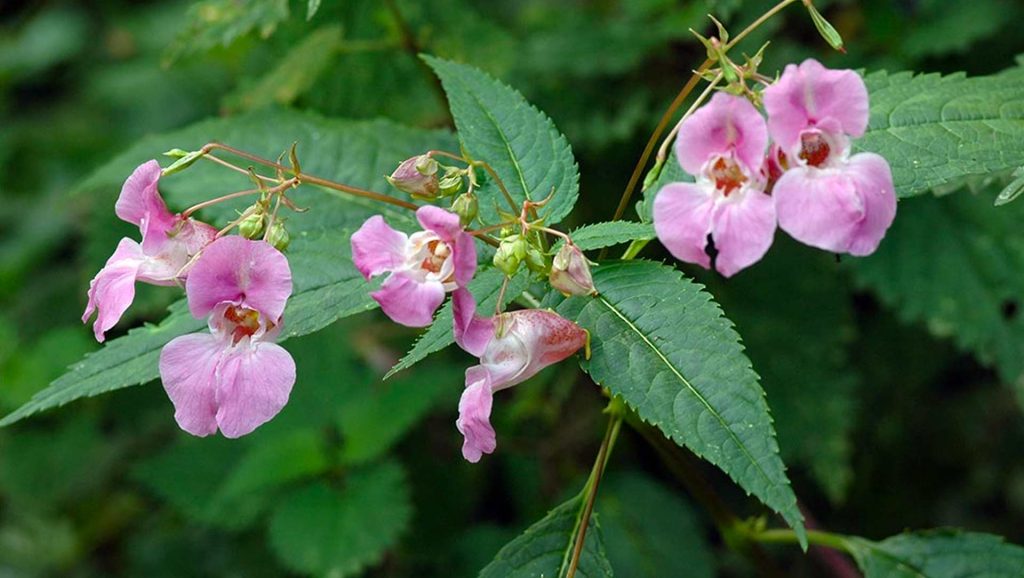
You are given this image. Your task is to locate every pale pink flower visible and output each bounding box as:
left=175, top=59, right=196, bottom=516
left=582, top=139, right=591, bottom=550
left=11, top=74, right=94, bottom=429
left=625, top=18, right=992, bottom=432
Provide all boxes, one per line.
left=82, top=160, right=216, bottom=342
left=351, top=206, right=477, bottom=327
left=653, top=92, right=776, bottom=277
left=159, top=236, right=295, bottom=439
left=452, top=289, right=587, bottom=462
left=763, top=59, right=896, bottom=256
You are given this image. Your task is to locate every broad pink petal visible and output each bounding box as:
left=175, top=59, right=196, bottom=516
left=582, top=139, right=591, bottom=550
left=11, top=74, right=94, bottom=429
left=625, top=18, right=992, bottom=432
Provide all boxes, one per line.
left=496, top=309, right=587, bottom=387
left=178, top=219, right=218, bottom=256
left=710, top=189, right=776, bottom=277
left=653, top=182, right=715, bottom=270
left=774, top=166, right=865, bottom=254
left=115, top=160, right=176, bottom=235
left=159, top=333, right=224, bottom=437
left=844, top=153, right=897, bottom=256
left=764, top=59, right=869, bottom=152
left=456, top=373, right=496, bottom=463
left=186, top=237, right=293, bottom=322
left=452, top=231, right=477, bottom=287
left=372, top=272, right=445, bottom=327
left=350, top=216, right=408, bottom=280
left=214, top=341, right=296, bottom=438
left=453, top=288, right=495, bottom=357
left=676, top=92, right=768, bottom=174
left=416, top=205, right=462, bottom=243
left=83, top=238, right=144, bottom=342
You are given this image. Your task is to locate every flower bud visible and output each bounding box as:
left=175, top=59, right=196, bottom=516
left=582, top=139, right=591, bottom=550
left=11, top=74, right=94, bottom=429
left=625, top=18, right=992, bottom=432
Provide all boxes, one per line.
left=493, top=236, right=524, bottom=276
left=550, top=243, right=596, bottom=296
left=451, top=193, right=479, bottom=226
left=524, top=245, right=547, bottom=274
left=161, top=149, right=206, bottom=176
left=386, top=154, right=439, bottom=199
left=267, top=222, right=290, bottom=252
left=239, top=212, right=265, bottom=240
left=439, top=171, right=465, bottom=197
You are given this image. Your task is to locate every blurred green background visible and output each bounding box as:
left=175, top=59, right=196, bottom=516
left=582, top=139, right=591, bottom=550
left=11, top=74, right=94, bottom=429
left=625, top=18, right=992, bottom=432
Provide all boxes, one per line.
left=2, top=0, right=1024, bottom=576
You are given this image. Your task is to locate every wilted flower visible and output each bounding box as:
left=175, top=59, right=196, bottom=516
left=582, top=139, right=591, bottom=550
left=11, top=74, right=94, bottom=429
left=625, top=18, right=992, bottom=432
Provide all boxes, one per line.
left=763, top=59, right=896, bottom=256
left=386, top=155, right=440, bottom=199
left=653, top=92, right=776, bottom=277
left=549, top=243, right=596, bottom=296
left=82, top=160, right=216, bottom=342
left=351, top=206, right=477, bottom=327
left=159, top=236, right=295, bottom=439
left=452, top=289, right=587, bottom=462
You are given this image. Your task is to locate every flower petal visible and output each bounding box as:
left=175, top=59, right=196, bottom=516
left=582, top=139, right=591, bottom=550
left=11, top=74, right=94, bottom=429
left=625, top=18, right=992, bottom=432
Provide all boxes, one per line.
left=115, top=160, right=176, bottom=235
left=452, top=231, right=477, bottom=287
left=764, top=59, right=869, bottom=152
left=495, top=309, right=587, bottom=388
left=82, top=238, right=144, bottom=342
left=416, top=205, right=463, bottom=242
left=371, top=272, right=446, bottom=327
left=456, top=371, right=496, bottom=463
left=453, top=288, right=495, bottom=358
left=186, top=237, right=293, bottom=321
left=710, top=189, right=777, bottom=277
left=675, top=92, right=768, bottom=174
left=214, top=341, right=296, bottom=439
left=159, top=333, right=225, bottom=437
left=653, top=182, right=715, bottom=270
left=774, top=166, right=864, bottom=254
left=350, top=216, right=409, bottom=280
left=844, top=153, right=897, bottom=256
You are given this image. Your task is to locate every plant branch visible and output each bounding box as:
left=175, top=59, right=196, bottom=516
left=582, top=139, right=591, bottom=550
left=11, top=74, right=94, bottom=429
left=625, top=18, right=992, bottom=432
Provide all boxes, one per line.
left=750, top=529, right=853, bottom=554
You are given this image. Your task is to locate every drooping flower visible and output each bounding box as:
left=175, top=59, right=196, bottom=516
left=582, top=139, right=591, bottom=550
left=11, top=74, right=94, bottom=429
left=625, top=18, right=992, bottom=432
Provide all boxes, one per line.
left=82, top=160, right=216, bottom=342
left=351, top=206, right=477, bottom=327
left=763, top=59, right=896, bottom=256
left=452, top=289, right=587, bottom=462
left=653, top=92, right=776, bottom=277
left=159, top=236, right=295, bottom=439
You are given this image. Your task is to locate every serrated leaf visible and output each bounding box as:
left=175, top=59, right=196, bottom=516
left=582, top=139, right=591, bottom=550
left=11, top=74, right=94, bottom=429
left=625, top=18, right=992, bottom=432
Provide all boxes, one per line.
left=164, top=0, right=291, bottom=66
left=552, top=260, right=806, bottom=545
left=637, top=151, right=690, bottom=223
left=479, top=494, right=612, bottom=578
left=559, top=221, right=655, bottom=252
left=423, top=55, right=580, bottom=225
left=857, top=66, right=1024, bottom=198
left=268, top=461, right=412, bottom=577
left=846, top=530, right=1024, bottom=577
left=384, top=268, right=529, bottom=379
left=216, top=429, right=329, bottom=500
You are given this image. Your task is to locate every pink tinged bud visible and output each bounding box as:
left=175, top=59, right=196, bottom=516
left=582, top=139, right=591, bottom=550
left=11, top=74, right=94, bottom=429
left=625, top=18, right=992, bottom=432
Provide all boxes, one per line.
left=386, top=155, right=440, bottom=199
left=550, top=243, right=596, bottom=296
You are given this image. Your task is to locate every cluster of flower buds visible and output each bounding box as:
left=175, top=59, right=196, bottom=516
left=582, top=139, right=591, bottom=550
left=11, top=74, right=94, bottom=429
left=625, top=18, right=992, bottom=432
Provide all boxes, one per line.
left=385, top=153, right=478, bottom=225
left=653, top=58, right=896, bottom=277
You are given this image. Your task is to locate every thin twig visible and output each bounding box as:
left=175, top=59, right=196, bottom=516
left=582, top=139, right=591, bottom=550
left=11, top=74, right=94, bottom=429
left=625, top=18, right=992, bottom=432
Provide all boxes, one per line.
left=564, top=415, right=622, bottom=578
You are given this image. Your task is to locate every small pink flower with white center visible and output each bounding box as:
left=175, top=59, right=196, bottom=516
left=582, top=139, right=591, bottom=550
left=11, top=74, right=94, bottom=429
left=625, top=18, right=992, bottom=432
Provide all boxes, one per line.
left=763, top=59, right=896, bottom=256
left=653, top=92, right=776, bottom=277
left=351, top=206, right=477, bottom=327
left=159, top=236, right=295, bottom=439
left=452, top=289, right=587, bottom=463
left=82, top=160, right=216, bottom=342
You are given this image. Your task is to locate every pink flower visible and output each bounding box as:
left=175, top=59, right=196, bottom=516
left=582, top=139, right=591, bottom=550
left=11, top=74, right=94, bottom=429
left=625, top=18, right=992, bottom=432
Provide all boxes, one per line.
left=452, top=289, right=587, bottom=462
left=653, top=92, right=776, bottom=277
left=82, top=160, right=216, bottom=342
left=351, top=206, right=477, bottom=327
left=763, top=59, right=896, bottom=256
left=159, top=236, right=296, bottom=439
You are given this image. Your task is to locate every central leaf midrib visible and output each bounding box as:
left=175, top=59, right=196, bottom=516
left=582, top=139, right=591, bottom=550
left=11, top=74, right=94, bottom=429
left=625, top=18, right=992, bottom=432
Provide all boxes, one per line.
left=460, top=80, right=534, bottom=204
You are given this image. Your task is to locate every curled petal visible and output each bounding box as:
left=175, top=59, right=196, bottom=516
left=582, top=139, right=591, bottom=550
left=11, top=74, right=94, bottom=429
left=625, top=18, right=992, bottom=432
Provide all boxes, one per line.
left=82, top=238, right=144, bottom=342
left=214, top=341, right=296, bottom=439
left=764, top=59, right=869, bottom=152
left=710, top=189, right=777, bottom=277
left=159, top=333, right=224, bottom=437
left=115, top=160, right=176, bottom=235
left=675, top=92, right=768, bottom=174
left=843, top=153, right=897, bottom=256
left=456, top=372, right=496, bottom=463
left=775, top=166, right=865, bottom=254
left=372, top=273, right=446, bottom=327
left=416, top=205, right=463, bottom=243
left=452, top=231, right=477, bottom=287
left=501, top=309, right=587, bottom=384
left=653, top=182, right=715, bottom=271
left=186, top=237, right=293, bottom=322
left=453, top=288, right=495, bottom=357
left=351, top=216, right=409, bottom=280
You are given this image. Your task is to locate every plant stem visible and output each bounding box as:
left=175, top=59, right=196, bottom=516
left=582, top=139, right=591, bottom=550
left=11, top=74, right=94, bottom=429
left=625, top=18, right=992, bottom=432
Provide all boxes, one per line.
left=751, top=529, right=853, bottom=554
left=181, top=188, right=263, bottom=219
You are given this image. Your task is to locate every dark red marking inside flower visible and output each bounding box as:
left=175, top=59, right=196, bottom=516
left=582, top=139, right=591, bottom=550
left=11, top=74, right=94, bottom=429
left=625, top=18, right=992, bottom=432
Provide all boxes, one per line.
left=799, top=132, right=831, bottom=167
left=420, top=239, right=451, bottom=274
left=224, top=305, right=267, bottom=343
left=709, top=157, right=747, bottom=196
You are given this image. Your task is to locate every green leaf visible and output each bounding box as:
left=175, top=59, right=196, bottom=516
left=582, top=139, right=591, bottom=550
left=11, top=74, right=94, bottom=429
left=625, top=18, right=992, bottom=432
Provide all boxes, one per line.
left=637, top=151, right=690, bottom=223
left=552, top=260, right=806, bottom=545
left=268, top=461, right=412, bottom=577
left=384, top=268, right=530, bottom=379
left=850, top=190, right=1024, bottom=397
left=306, top=0, right=322, bottom=20
left=560, top=221, right=655, bottom=252
left=479, top=494, right=613, bottom=578
left=846, top=530, right=1024, bottom=577
left=216, top=429, right=330, bottom=501
left=164, top=0, right=291, bottom=66
left=423, top=55, right=580, bottom=225
left=1, top=111, right=456, bottom=427
left=994, top=167, right=1024, bottom=206
left=597, top=472, right=714, bottom=578
left=858, top=65, right=1024, bottom=198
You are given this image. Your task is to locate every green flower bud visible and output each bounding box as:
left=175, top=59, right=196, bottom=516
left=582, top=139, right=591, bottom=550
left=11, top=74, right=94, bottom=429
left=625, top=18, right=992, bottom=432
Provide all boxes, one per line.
left=451, top=193, right=478, bottom=226
left=267, top=222, right=290, bottom=252
left=524, top=245, right=547, bottom=274
left=550, top=243, right=596, bottom=296
left=239, top=212, right=265, bottom=239
left=438, top=172, right=465, bottom=197
left=493, top=236, right=523, bottom=276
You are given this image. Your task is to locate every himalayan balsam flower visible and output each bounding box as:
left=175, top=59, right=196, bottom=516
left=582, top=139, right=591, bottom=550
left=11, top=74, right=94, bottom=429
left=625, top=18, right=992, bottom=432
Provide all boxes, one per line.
left=159, top=236, right=295, bottom=439
left=653, top=92, right=776, bottom=277
left=763, top=59, right=896, bottom=255
left=452, top=289, right=587, bottom=462
left=351, top=206, right=477, bottom=327
left=82, top=160, right=216, bottom=342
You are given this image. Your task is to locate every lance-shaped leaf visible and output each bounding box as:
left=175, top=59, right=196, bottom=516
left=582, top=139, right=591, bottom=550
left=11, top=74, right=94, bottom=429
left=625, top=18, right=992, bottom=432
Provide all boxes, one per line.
left=423, top=56, right=580, bottom=225
left=558, top=221, right=656, bottom=252
left=553, top=260, right=806, bottom=545
left=845, top=529, right=1024, bottom=577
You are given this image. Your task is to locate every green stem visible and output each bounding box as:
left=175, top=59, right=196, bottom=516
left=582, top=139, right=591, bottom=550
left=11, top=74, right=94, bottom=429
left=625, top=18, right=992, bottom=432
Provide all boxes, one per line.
left=752, top=529, right=853, bottom=553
